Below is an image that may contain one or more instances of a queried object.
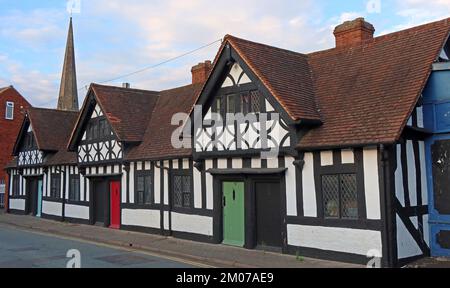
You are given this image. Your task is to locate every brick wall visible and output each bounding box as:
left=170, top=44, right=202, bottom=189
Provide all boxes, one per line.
left=0, top=87, right=31, bottom=208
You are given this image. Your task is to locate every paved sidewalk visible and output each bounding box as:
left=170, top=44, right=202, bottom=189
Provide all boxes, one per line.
left=0, top=210, right=361, bottom=268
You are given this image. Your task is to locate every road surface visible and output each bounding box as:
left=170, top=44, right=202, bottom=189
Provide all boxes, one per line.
left=0, top=225, right=197, bottom=268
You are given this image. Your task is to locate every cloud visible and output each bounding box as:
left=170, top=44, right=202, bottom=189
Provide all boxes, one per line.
left=0, top=9, right=65, bottom=48
left=0, top=53, right=59, bottom=107
left=380, top=0, right=450, bottom=34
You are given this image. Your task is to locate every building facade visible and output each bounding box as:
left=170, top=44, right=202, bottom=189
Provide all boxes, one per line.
left=6, top=17, right=450, bottom=267
left=0, top=86, right=31, bottom=208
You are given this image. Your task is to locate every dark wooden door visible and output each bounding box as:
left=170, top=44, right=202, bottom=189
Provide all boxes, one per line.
left=255, top=181, right=282, bottom=247
left=94, top=181, right=106, bottom=224
left=110, top=181, right=121, bottom=229
left=432, top=140, right=450, bottom=215
left=26, top=178, right=38, bottom=216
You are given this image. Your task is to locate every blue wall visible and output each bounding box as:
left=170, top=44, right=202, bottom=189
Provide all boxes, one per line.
left=423, top=64, right=450, bottom=256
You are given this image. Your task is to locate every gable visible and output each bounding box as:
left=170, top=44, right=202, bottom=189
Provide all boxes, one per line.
left=193, top=59, right=295, bottom=158
left=77, top=101, right=123, bottom=164
left=15, top=119, right=43, bottom=166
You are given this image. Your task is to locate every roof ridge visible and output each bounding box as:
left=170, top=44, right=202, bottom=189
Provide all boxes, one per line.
left=224, top=34, right=308, bottom=58
left=159, top=82, right=203, bottom=94
left=30, top=107, right=79, bottom=114
left=91, top=83, right=159, bottom=94
left=308, top=17, right=450, bottom=57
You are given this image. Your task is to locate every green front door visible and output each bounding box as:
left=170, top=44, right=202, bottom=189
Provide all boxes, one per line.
left=222, top=182, right=245, bottom=247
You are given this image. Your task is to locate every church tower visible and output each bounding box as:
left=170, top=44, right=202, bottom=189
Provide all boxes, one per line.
left=57, top=17, right=79, bottom=111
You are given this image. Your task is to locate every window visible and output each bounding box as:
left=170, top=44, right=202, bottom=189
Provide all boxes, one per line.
left=12, top=176, right=20, bottom=196
left=69, top=175, right=80, bottom=201
left=25, top=132, right=34, bottom=149
left=322, top=174, right=358, bottom=219
left=240, top=90, right=262, bottom=114
left=226, top=94, right=236, bottom=114
left=5, top=101, right=14, bottom=120
left=50, top=174, right=61, bottom=199
left=136, top=173, right=153, bottom=205
left=173, top=173, right=192, bottom=208
left=250, top=90, right=262, bottom=113
left=99, top=119, right=110, bottom=138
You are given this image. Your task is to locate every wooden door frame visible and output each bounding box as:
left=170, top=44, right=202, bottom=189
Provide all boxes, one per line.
left=212, top=173, right=286, bottom=251
left=89, top=176, right=121, bottom=227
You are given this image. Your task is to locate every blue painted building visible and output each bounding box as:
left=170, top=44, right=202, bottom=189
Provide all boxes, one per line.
left=423, top=59, right=450, bottom=256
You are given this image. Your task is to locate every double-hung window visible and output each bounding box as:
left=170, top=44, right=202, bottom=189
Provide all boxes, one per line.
left=5, top=101, right=14, bottom=120
left=69, top=175, right=80, bottom=201
left=12, top=176, right=20, bottom=196
left=50, top=174, right=61, bottom=199
left=136, top=172, right=153, bottom=205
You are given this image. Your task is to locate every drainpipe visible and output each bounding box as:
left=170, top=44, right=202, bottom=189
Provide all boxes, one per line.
left=154, top=161, right=170, bottom=236
left=379, top=144, right=395, bottom=267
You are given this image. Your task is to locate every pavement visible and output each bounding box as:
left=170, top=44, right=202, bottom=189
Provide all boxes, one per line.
left=406, top=257, right=450, bottom=268
left=0, top=226, right=196, bottom=268
left=0, top=210, right=361, bottom=268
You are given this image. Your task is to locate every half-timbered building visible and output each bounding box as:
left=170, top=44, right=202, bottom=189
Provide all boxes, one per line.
left=6, top=17, right=450, bottom=267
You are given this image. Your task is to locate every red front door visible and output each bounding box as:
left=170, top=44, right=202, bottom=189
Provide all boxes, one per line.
left=110, top=181, right=121, bottom=229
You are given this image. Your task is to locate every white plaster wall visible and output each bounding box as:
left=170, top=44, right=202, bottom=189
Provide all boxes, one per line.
left=193, top=164, right=202, bottom=209
left=396, top=215, right=422, bottom=259
left=65, top=204, right=89, bottom=220
left=287, top=224, right=382, bottom=256
left=122, top=209, right=160, bottom=229
left=154, top=165, right=161, bottom=204
left=42, top=201, right=63, bottom=216
left=406, top=140, right=417, bottom=206
left=285, top=156, right=297, bottom=216
left=205, top=159, right=214, bottom=210
left=171, top=213, right=213, bottom=236
left=363, top=147, right=381, bottom=219
left=395, top=144, right=405, bottom=206
left=302, top=152, right=317, bottom=217
left=9, top=199, right=25, bottom=211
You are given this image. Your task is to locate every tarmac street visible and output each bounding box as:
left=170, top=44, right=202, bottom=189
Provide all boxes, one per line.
left=0, top=226, right=196, bottom=268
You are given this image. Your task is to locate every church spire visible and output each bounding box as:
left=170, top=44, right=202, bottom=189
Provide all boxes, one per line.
left=57, top=17, right=79, bottom=111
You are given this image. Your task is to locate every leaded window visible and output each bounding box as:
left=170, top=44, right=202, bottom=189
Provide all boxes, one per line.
left=50, top=174, right=61, bottom=199
left=136, top=173, right=153, bottom=205
left=69, top=175, right=80, bottom=201
left=322, top=174, right=358, bottom=219
left=12, top=176, right=20, bottom=196
left=250, top=90, right=261, bottom=113
left=173, top=173, right=192, bottom=208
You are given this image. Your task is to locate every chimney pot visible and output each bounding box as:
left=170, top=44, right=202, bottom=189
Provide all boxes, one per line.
left=122, top=83, right=131, bottom=89
left=334, top=17, right=375, bottom=48
left=191, top=60, right=212, bottom=84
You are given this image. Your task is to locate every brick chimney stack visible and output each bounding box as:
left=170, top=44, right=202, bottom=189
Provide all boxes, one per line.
left=334, top=17, right=375, bottom=48
left=191, top=61, right=212, bottom=84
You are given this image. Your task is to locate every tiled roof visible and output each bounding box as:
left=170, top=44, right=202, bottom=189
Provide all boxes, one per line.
left=299, top=18, right=450, bottom=149
left=224, top=35, right=320, bottom=122
left=28, top=108, right=79, bottom=152
left=218, top=18, right=450, bottom=149
left=126, top=83, right=203, bottom=161
left=90, top=84, right=159, bottom=142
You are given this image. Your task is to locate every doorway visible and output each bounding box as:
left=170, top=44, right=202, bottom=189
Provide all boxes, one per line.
left=26, top=177, right=43, bottom=216
left=255, top=181, right=282, bottom=248
left=91, top=178, right=120, bottom=228
left=109, top=181, right=120, bottom=229
left=222, top=182, right=245, bottom=247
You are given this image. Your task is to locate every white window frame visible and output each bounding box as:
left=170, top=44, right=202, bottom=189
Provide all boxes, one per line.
left=5, top=101, right=14, bottom=120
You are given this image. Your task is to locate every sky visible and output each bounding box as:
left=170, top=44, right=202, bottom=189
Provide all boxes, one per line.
left=0, top=0, right=449, bottom=108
